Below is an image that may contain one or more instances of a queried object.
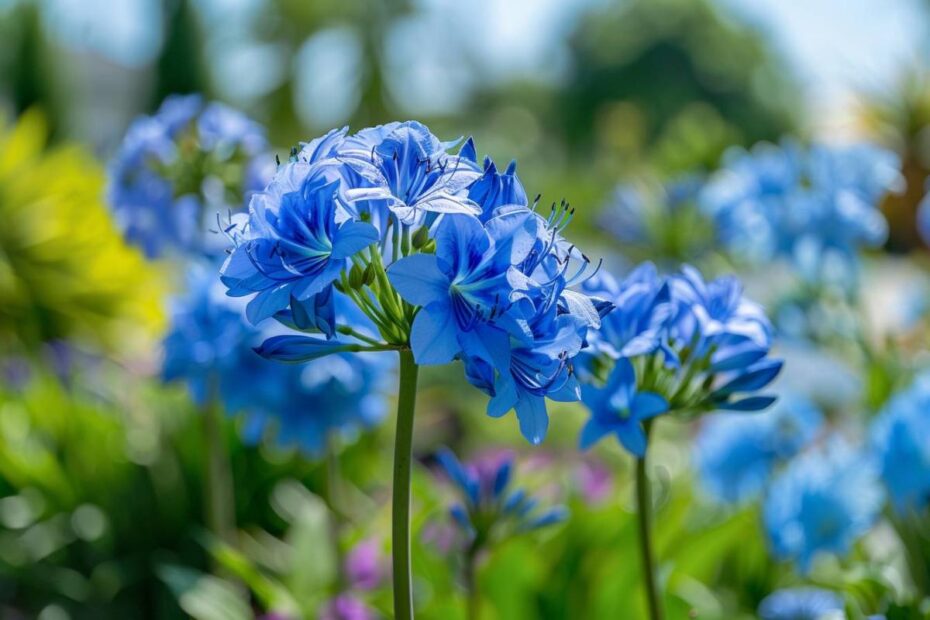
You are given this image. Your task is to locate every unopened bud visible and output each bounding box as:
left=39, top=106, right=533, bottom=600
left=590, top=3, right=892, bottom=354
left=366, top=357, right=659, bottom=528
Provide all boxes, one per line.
left=349, top=264, right=364, bottom=289
left=411, top=226, right=430, bottom=249
left=363, top=263, right=376, bottom=286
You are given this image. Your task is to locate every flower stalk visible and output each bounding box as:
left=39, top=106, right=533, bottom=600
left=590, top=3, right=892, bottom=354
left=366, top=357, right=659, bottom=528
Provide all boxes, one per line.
left=392, top=349, right=420, bottom=620
left=203, top=393, right=236, bottom=551
left=635, top=420, right=663, bottom=620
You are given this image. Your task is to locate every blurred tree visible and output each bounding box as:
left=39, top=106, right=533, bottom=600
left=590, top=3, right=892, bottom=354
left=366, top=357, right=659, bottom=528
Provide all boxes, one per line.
left=858, top=67, right=930, bottom=252
left=558, top=0, right=800, bottom=173
left=154, top=0, right=208, bottom=106
left=0, top=2, right=58, bottom=137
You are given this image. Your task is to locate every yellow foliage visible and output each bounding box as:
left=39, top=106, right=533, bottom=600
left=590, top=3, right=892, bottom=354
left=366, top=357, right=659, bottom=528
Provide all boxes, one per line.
left=0, top=109, right=166, bottom=354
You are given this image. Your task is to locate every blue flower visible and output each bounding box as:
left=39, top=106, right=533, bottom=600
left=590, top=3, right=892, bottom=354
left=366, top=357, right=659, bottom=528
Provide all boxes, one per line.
left=763, top=439, right=883, bottom=572
left=701, top=140, right=901, bottom=288
left=870, top=373, right=930, bottom=513
left=694, top=394, right=823, bottom=504
left=435, top=447, right=567, bottom=546
left=579, top=358, right=668, bottom=456
left=467, top=157, right=528, bottom=222
left=162, top=261, right=269, bottom=411
left=580, top=263, right=671, bottom=361
left=108, top=94, right=270, bottom=258
left=757, top=587, right=844, bottom=620
left=387, top=213, right=535, bottom=365
left=339, top=121, right=481, bottom=226
left=226, top=121, right=607, bottom=444
left=165, top=263, right=390, bottom=455
left=577, top=261, right=781, bottom=456
left=242, top=350, right=392, bottom=455
left=221, top=172, right=379, bottom=325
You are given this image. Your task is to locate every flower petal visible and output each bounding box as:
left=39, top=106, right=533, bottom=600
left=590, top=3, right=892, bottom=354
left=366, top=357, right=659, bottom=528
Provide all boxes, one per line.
left=410, top=303, right=460, bottom=365
left=387, top=254, right=449, bottom=307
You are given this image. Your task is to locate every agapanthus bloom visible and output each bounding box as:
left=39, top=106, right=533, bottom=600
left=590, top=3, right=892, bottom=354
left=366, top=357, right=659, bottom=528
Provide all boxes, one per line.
left=763, top=439, right=883, bottom=572
left=757, top=587, right=844, bottom=620
left=701, top=140, right=901, bottom=288
left=578, top=262, right=782, bottom=456
left=164, top=264, right=389, bottom=454
left=870, top=372, right=930, bottom=513
left=435, top=447, right=567, bottom=549
left=694, top=394, right=823, bottom=504
left=227, top=121, right=606, bottom=444
left=109, top=94, right=270, bottom=258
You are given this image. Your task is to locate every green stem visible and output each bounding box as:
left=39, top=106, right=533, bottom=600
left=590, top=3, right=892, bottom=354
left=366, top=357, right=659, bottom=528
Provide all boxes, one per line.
left=635, top=422, right=663, bottom=620
left=464, top=544, right=481, bottom=620
left=203, top=395, right=236, bottom=551
left=392, top=349, right=420, bottom=620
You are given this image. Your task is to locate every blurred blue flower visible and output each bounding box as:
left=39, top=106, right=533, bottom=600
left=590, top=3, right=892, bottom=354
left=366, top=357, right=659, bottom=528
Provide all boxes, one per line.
left=435, top=447, right=567, bottom=549
left=600, top=174, right=704, bottom=245
left=579, top=358, right=668, bottom=456
left=162, top=261, right=268, bottom=411
left=763, top=439, right=883, bottom=572
left=870, top=372, right=930, bottom=513
left=109, top=94, right=270, bottom=258
left=757, top=587, right=844, bottom=620
left=701, top=140, right=900, bottom=288
left=694, top=394, right=823, bottom=504
left=164, top=263, right=390, bottom=454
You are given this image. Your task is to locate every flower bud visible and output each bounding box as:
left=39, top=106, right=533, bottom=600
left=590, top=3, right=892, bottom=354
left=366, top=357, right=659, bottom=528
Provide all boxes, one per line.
left=411, top=226, right=430, bottom=250
left=349, top=263, right=365, bottom=289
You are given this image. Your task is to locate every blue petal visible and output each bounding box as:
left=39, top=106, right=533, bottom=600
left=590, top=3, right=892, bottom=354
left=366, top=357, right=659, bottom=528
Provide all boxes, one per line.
left=410, top=302, right=460, bottom=365
left=331, top=219, right=379, bottom=259
left=579, top=418, right=612, bottom=450
left=716, top=395, right=778, bottom=411
left=515, top=393, right=549, bottom=445
left=433, top=214, right=489, bottom=276
left=527, top=506, right=569, bottom=530
left=246, top=284, right=291, bottom=325
left=632, top=392, right=668, bottom=420
left=436, top=448, right=476, bottom=503
left=387, top=254, right=449, bottom=307
left=254, top=335, right=355, bottom=362
left=493, top=461, right=512, bottom=499
left=487, top=375, right=518, bottom=417
left=714, top=359, right=784, bottom=397
left=615, top=422, right=648, bottom=457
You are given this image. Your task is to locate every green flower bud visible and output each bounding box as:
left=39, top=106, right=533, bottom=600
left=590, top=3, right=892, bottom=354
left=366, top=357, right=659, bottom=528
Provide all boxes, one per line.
left=411, top=226, right=430, bottom=250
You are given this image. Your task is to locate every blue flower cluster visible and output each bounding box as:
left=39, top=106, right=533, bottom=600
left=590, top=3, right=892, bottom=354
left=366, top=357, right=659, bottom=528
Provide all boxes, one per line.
left=223, top=121, right=608, bottom=444
left=763, top=439, right=883, bottom=572
left=163, top=264, right=390, bottom=454
left=599, top=174, right=713, bottom=262
left=109, top=94, right=270, bottom=258
left=578, top=262, right=782, bottom=456
left=870, top=372, right=930, bottom=514
left=701, top=141, right=901, bottom=288
left=757, top=587, right=844, bottom=620
left=694, top=394, right=823, bottom=504
left=435, top=447, right=567, bottom=549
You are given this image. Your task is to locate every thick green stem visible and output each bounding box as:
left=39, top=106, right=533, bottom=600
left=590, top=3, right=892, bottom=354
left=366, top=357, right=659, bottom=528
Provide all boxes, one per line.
left=635, top=423, right=663, bottom=620
left=203, top=397, right=236, bottom=551
left=392, top=350, right=420, bottom=620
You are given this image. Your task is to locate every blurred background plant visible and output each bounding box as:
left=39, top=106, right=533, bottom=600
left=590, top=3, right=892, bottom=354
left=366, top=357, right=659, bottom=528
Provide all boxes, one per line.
left=1, top=0, right=930, bottom=618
